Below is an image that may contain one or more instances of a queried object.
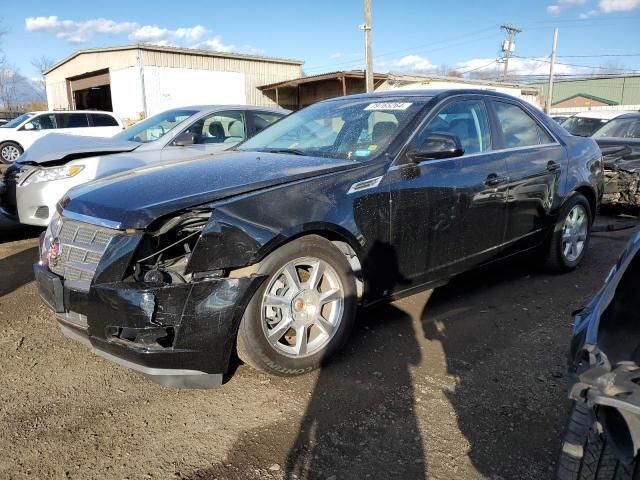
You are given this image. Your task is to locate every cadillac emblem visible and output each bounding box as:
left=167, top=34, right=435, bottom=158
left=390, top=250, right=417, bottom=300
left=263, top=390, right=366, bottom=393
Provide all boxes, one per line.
left=48, top=237, right=61, bottom=267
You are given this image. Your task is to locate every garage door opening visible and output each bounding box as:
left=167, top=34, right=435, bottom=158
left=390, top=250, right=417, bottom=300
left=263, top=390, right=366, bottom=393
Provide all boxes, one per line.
left=73, top=85, right=113, bottom=111
left=68, top=69, right=113, bottom=112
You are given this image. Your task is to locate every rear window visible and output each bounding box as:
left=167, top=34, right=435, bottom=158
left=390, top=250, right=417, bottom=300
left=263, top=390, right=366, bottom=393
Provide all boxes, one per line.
left=90, top=114, right=119, bottom=127
left=56, top=113, right=89, bottom=128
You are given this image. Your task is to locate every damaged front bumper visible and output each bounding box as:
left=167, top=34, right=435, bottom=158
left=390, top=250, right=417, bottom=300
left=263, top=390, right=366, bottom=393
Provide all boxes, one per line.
left=34, top=262, right=264, bottom=388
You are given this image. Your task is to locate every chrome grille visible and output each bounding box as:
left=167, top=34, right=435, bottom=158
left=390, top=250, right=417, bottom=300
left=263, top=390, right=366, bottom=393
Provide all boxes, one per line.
left=48, top=219, right=120, bottom=291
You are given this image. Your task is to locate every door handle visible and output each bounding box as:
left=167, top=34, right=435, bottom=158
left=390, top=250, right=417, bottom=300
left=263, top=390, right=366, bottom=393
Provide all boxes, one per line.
left=547, top=161, right=561, bottom=172
left=484, top=173, right=508, bottom=187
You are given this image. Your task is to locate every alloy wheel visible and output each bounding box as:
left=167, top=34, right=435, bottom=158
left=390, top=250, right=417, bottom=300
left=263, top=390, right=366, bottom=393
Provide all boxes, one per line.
left=260, top=256, right=344, bottom=358
left=1, top=145, right=20, bottom=162
left=562, top=204, right=588, bottom=262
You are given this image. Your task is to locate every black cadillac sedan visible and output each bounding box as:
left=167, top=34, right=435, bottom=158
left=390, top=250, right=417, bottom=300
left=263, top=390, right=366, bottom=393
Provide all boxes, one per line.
left=35, top=89, right=603, bottom=388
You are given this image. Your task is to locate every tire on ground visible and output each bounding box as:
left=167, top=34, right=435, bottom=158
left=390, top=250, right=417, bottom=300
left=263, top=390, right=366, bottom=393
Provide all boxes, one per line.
left=557, top=402, right=638, bottom=479
left=0, top=141, right=23, bottom=164
left=236, top=234, right=358, bottom=376
left=546, top=192, right=592, bottom=272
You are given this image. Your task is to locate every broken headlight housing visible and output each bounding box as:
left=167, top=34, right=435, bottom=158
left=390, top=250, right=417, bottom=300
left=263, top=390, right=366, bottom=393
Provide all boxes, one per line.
left=21, top=165, right=85, bottom=186
left=133, top=209, right=213, bottom=284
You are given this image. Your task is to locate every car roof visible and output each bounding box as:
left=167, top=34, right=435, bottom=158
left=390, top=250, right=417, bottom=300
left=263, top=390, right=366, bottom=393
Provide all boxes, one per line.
left=319, top=88, right=529, bottom=103
left=610, top=112, right=640, bottom=120
left=571, top=110, right=634, bottom=120
left=170, top=105, right=289, bottom=113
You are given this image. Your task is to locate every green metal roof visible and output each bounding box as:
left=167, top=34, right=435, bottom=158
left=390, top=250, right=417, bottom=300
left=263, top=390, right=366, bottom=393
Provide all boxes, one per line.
left=535, top=75, right=640, bottom=106
left=552, top=92, right=618, bottom=106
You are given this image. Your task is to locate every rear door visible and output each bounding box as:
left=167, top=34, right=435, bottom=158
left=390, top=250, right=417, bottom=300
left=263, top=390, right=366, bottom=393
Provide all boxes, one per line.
left=247, top=111, right=285, bottom=136
left=55, top=113, right=94, bottom=137
left=487, top=99, right=567, bottom=253
left=388, top=96, right=509, bottom=290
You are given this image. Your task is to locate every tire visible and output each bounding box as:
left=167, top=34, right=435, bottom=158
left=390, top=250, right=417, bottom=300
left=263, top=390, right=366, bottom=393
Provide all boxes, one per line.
left=0, top=142, right=23, bottom=163
left=546, top=192, right=592, bottom=272
left=557, top=402, right=639, bottom=480
left=236, top=235, right=357, bottom=376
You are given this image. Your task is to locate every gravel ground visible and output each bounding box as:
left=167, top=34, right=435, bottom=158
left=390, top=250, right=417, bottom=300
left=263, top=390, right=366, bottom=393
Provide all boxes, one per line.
left=0, top=215, right=637, bottom=480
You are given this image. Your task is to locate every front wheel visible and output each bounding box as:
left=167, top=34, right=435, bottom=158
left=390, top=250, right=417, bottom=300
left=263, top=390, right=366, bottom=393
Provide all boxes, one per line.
left=557, top=402, right=639, bottom=479
left=236, top=235, right=357, bottom=376
left=546, top=193, right=592, bottom=272
left=0, top=141, right=23, bottom=163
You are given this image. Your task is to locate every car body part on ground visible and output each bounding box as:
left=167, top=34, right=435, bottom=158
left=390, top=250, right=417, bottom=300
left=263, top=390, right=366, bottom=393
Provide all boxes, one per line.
left=557, top=231, right=640, bottom=479
left=561, top=110, right=634, bottom=138
left=0, top=111, right=123, bottom=164
left=34, top=89, right=603, bottom=388
left=0, top=105, right=287, bottom=226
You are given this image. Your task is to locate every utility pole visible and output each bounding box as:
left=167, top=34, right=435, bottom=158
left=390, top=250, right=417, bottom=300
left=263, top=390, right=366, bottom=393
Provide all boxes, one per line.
left=363, top=0, right=374, bottom=93
left=545, top=28, right=559, bottom=114
left=500, top=24, right=522, bottom=82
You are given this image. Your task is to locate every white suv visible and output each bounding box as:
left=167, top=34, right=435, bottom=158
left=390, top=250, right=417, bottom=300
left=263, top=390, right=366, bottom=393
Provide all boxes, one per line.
left=0, top=111, right=123, bottom=163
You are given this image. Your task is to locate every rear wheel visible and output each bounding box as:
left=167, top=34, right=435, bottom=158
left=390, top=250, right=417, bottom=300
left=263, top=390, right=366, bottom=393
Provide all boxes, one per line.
left=557, top=402, right=639, bottom=479
left=236, top=235, right=357, bottom=376
left=546, top=193, right=592, bottom=272
left=0, top=142, right=23, bottom=163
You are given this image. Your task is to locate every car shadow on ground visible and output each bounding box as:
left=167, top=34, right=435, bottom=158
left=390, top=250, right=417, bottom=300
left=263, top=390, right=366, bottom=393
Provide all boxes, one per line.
left=0, top=246, right=39, bottom=297
left=0, top=215, right=42, bottom=244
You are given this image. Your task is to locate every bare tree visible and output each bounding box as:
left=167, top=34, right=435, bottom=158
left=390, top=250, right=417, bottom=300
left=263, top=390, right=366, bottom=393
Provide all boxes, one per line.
left=31, top=55, right=54, bottom=98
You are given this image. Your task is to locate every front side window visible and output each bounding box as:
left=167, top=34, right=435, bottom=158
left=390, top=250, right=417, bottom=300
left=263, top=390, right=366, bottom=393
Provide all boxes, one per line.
left=180, top=111, right=246, bottom=144
left=29, top=114, right=57, bottom=130
left=413, top=99, right=491, bottom=155
left=593, top=117, right=640, bottom=139
left=113, top=109, right=198, bottom=144
left=238, top=97, right=429, bottom=160
left=56, top=113, right=89, bottom=128
left=493, top=101, right=552, bottom=148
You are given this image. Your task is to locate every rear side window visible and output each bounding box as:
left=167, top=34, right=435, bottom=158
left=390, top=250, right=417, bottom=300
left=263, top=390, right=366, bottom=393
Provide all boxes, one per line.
left=56, top=113, right=89, bottom=129
left=493, top=101, right=554, bottom=148
left=90, top=114, right=118, bottom=127
left=252, top=112, right=283, bottom=134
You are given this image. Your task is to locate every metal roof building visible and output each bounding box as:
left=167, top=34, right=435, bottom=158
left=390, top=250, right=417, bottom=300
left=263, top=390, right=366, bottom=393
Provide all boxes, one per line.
left=534, top=75, right=640, bottom=113
left=44, top=45, right=303, bottom=124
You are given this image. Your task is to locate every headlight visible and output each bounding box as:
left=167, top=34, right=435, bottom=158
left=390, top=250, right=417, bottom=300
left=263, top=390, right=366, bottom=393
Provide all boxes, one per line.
left=21, top=165, right=85, bottom=186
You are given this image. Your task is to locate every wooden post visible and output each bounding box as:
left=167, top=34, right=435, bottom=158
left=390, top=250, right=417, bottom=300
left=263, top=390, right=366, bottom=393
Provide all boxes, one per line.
left=342, top=75, right=347, bottom=96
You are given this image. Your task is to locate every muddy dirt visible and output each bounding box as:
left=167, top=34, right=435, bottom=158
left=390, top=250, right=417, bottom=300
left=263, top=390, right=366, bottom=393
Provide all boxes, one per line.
left=0, top=215, right=637, bottom=480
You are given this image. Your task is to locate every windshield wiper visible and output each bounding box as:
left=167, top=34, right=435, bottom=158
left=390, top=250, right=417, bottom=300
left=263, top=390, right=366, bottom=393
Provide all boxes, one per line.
left=258, top=148, right=307, bottom=156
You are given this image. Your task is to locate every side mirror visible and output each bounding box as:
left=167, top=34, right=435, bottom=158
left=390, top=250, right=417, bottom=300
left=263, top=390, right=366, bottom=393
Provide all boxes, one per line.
left=407, top=132, right=464, bottom=163
left=173, top=132, right=197, bottom=146
left=23, top=122, right=35, bottom=131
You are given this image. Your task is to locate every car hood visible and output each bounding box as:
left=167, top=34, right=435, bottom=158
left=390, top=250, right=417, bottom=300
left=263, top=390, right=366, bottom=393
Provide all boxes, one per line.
left=18, top=133, right=140, bottom=166
left=595, top=137, right=640, bottom=172
left=62, top=151, right=360, bottom=229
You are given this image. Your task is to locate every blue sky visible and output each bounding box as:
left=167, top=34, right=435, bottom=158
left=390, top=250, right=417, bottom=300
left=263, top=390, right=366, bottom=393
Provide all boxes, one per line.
left=2, top=0, right=640, bottom=80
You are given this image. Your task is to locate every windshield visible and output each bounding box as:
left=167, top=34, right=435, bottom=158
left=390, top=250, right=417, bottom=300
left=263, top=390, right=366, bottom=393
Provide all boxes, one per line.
left=1, top=113, right=34, bottom=129
left=562, top=116, right=609, bottom=137
left=593, top=117, right=640, bottom=139
left=238, top=97, right=429, bottom=160
left=113, top=109, right=198, bottom=143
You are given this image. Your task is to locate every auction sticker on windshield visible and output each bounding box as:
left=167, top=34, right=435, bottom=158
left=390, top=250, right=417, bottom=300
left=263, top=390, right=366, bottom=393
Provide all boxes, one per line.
left=364, top=102, right=412, bottom=111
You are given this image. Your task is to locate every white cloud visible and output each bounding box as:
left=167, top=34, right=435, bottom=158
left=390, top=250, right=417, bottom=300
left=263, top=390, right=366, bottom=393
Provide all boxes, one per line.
left=598, top=0, right=640, bottom=11
left=25, top=16, right=259, bottom=54
left=579, top=9, right=600, bottom=17
left=547, top=0, right=586, bottom=15
left=129, top=24, right=208, bottom=44
left=25, top=16, right=138, bottom=43
left=457, top=57, right=586, bottom=76
left=390, top=55, right=438, bottom=73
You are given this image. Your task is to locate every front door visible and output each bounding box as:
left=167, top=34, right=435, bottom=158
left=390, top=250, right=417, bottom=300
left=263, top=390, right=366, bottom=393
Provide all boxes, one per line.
left=388, top=97, right=508, bottom=291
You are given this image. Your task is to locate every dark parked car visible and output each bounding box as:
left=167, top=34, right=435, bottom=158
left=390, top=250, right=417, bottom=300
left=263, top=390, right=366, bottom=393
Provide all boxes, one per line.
left=34, top=89, right=603, bottom=388
left=557, top=231, right=640, bottom=479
